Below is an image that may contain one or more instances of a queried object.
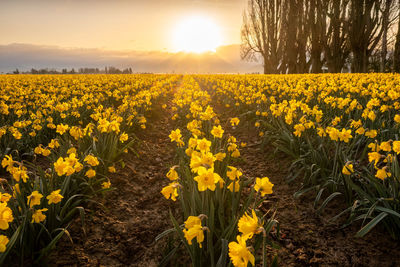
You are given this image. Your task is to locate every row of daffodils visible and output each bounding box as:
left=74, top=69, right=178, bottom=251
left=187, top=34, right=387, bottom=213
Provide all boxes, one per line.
left=160, top=76, right=277, bottom=267
left=197, top=73, right=400, bottom=240
left=0, top=74, right=180, bottom=264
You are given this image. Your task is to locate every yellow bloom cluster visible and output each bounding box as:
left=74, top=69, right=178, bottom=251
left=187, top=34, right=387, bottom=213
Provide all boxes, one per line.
left=197, top=73, right=400, bottom=182
left=0, top=74, right=181, bottom=257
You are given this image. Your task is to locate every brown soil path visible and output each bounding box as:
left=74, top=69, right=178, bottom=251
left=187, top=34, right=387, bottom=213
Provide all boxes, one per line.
left=50, top=97, right=177, bottom=266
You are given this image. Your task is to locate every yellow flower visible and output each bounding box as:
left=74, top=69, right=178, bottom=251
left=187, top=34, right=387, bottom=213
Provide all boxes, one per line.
left=11, top=166, right=29, bottom=183
left=161, top=182, right=179, bottom=201
left=42, top=149, right=51, bottom=157
left=215, top=152, right=226, bottom=161
left=47, top=189, right=64, bottom=205
left=97, top=118, right=110, bottom=133
left=231, top=149, right=240, bottom=158
left=1, top=155, right=14, bottom=172
left=67, top=147, right=77, bottom=155
left=27, top=191, right=43, bottom=208
left=193, top=167, right=222, bottom=191
left=367, top=110, right=376, bottom=121
left=380, top=141, right=391, bottom=152
left=365, top=130, right=377, bottom=138
left=228, top=181, right=240, bottom=192
left=355, top=127, right=365, bottom=135
left=166, top=167, right=179, bottom=181
left=392, top=141, right=400, bottom=154
left=54, top=157, right=68, bottom=176
left=376, top=168, right=391, bottom=180
left=48, top=139, right=60, bottom=149
left=368, top=152, right=382, bottom=166
left=108, top=166, right=116, bottom=173
left=0, top=203, right=13, bottom=230
left=12, top=184, right=20, bottom=198
left=227, top=166, right=242, bottom=181
left=368, top=142, right=380, bottom=152
left=196, top=138, right=211, bottom=153
left=0, top=193, right=11, bottom=203
left=85, top=169, right=96, bottom=178
left=327, top=127, right=340, bottom=141
left=342, top=163, right=354, bottom=175
left=228, top=235, right=255, bottom=267
left=84, top=155, right=100, bottom=167
left=238, top=210, right=263, bottom=239
left=188, top=137, right=198, bottom=149
left=34, top=146, right=43, bottom=155
left=169, top=129, right=182, bottom=143
left=317, top=127, right=326, bottom=137
left=211, top=125, right=224, bottom=138
left=254, top=177, right=274, bottom=196
left=69, top=126, right=83, bottom=140
left=66, top=153, right=78, bottom=167
left=293, top=124, right=305, bottom=137
left=230, top=117, right=240, bottom=126
left=0, top=235, right=9, bottom=252
left=102, top=180, right=111, bottom=189
left=183, top=216, right=205, bottom=248
left=74, top=162, right=83, bottom=172
left=31, top=208, right=48, bottom=223
left=394, top=114, right=400, bottom=123
left=56, top=124, right=69, bottom=135
left=119, top=132, right=128, bottom=143
left=339, top=128, right=352, bottom=143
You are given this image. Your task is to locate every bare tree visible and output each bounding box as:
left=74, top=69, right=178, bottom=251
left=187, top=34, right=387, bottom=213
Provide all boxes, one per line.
left=349, top=0, right=385, bottom=73
left=394, top=0, right=400, bottom=72
left=240, top=0, right=397, bottom=73
left=309, top=0, right=329, bottom=73
left=241, top=0, right=284, bottom=74
left=324, top=0, right=351, bottom=72
left=380, top=0, right=394, bottom=72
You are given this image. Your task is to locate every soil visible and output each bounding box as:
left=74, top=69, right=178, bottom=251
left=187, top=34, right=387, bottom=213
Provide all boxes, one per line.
left=49, top=81, right=400, bottom=267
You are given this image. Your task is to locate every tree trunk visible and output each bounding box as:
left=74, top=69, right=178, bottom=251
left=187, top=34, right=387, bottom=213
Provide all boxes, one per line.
left=380, top=0, right=392, bottom=72
left=394, top=0, right=400, bottom=72
left=263, top=54, right=269, bottom=74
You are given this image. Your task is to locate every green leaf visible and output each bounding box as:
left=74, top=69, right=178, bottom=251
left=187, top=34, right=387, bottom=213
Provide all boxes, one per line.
left=169, top=210, right=194, bottom=260
left=355, top=212, right=388, bottom=237
left=155, top=227, right=178, bottom=243
left=159, top=245, right=178, bottom=267
left=36, top=228, right=69, bottom=262
left=216, top=239, right=228, bottom=267
left=317, top=192, right=342, bottom=213
left=0, top=225, right=22, bottom=265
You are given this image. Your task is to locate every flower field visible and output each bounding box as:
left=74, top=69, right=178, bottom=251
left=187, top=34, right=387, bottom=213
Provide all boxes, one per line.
left=1, top=74, right=400, bottom=266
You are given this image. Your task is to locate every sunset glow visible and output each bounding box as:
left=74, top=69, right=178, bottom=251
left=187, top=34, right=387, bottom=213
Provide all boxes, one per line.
left=172, top=16, right=222, bottom=53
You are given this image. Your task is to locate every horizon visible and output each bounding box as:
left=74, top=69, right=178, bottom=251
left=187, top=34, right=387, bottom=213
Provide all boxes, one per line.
left=0, top=42, right=262, bottom=74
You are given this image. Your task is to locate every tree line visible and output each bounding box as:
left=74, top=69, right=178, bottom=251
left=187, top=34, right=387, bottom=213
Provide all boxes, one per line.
left=241, top=0, right=400, bottom=74
left=11, top=67, right=134, bottom=75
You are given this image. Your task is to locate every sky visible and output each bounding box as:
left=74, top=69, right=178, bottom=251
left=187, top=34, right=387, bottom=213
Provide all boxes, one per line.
left=0, top=0, right=246, bottom=51
left=0, top=0, right=262, bottom=73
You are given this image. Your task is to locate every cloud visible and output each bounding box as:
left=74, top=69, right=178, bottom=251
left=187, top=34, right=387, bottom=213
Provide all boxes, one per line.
left=0, top=43, right=262, bottom=73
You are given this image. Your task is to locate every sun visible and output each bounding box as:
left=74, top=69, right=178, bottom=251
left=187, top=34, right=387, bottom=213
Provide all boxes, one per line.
left=173, top=16, right=222, bottom=53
